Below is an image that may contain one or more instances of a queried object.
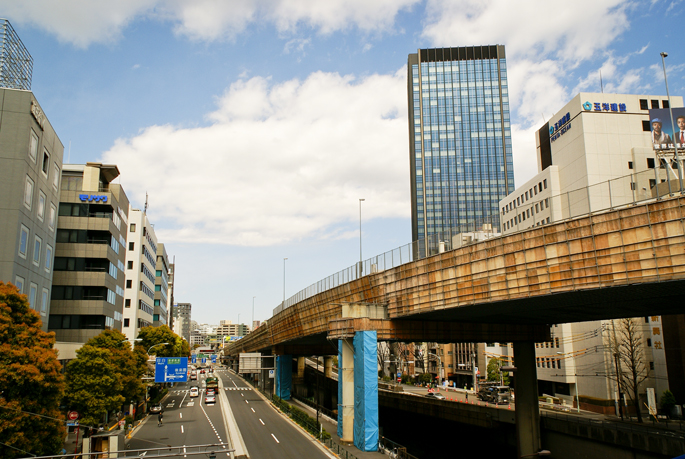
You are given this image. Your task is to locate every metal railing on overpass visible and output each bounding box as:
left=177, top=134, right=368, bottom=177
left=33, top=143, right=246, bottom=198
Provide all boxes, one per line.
left=274, top=167, right=684, bottom=316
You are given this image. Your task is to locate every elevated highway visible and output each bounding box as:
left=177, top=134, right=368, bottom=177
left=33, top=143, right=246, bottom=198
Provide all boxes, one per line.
left=225, top=195, right=685, bottom=456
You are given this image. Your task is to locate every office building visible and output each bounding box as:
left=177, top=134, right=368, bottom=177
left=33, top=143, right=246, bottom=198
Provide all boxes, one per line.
left=497, top=93, right=682, bottom=413
left=408, top=45, right=514, bottom=254
left=173, top=302, right=192, bottom=343
left=0, top=19, right=33, bottom=91
left=122, top=208, right=158, bottom=342
left=154, top=243, right=169, bottom=327
left=167, top=261, right=175, bottom=331
left=0, top=89, right=63, bottom=330
left=48, top=163, right=129, bottom=342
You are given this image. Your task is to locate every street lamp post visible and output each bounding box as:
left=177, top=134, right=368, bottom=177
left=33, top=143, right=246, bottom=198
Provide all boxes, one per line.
left=660, top=52, right=683, bottom=193
left=252, top=296, right=255, bottom=331
left=120, top=338, right=142, bottom=345
left=147, top=342, right=169, bottom=355
left=283, top=257, right=288, bottom=306
left=358, top=199, right=365, bottom=277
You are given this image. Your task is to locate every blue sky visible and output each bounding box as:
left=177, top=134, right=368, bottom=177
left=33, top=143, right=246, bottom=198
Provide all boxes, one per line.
left=3, top=0, right=683, bottom=325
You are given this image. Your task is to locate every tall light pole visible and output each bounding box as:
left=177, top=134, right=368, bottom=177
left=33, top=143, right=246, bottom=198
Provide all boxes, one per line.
left=660, top=52, right=683, bottom=192
left=147, top=342, right=169, bottom=355
left=252, top=296, right=256, bottom=331
left=359, top=198, right=365, bottom=277
left=283, top=257, right=288, bottom=305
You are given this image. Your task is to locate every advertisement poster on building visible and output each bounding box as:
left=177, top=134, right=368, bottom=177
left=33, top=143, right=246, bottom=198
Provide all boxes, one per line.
left=649, top=107, right=685, bottom=150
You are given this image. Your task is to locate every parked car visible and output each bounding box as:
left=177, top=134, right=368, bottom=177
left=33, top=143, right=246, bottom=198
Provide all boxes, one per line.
left=425, top=392, right=446, bottom=400
left=189, top=387, right=199, bottom=398
left=149, top=404, right=163, bottom=414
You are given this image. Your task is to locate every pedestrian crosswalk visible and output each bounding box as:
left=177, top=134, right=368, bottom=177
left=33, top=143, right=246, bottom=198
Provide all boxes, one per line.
left=168, top=387, right=253, bottom=394
left=225, top=387, right=252, bottom=391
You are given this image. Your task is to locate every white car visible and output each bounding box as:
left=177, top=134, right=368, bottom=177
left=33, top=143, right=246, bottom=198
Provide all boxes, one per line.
left=189, top=387, right=199, bottom=398
left=205, top=394, right=216, bottom=404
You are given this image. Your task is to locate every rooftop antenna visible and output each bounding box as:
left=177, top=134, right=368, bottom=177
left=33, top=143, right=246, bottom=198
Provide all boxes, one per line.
left=599, top=69, right=604, bottom=93
left=144, top=192, right=149, bottom=213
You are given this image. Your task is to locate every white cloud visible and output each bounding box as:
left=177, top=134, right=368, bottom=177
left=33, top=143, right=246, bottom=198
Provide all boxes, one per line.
left=102, top=70, right=409, bottom=246
left=2, top=0, right=419, bottom=47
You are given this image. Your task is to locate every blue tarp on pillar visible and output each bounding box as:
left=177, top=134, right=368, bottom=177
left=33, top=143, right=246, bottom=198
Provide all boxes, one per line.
left=353, top=331, right=379, bottom=452
left=275, top=355, right=292, bottom=400
left=337, top=340, right=343, bottom=438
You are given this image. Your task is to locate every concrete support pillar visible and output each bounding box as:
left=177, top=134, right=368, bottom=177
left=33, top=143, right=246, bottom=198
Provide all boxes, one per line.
left=275, top=355, right=292, bottom=400
left=513, top=341, right=541, bottom=458
left=353, top=331, right=379, bottom=452
left=297, top=356, right=305, bottom=378
left=338, top=338, right=354, bottom=442
left=324, top=357, right=333, bottom=378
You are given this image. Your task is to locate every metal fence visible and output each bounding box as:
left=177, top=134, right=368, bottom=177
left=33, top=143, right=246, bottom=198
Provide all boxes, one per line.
left=378, top=436, right=420, bottom=459
left=541, top=410, right=685, bottom=439
left=273, top=167, right=685, bottom=317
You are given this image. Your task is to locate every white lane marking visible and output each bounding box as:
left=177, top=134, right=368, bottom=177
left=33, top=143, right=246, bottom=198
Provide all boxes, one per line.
left=259, top=419, right=264, bottom=425
left=250, top=408, right=255, bottom=413
left=245, top=400, right=248, bottom=404
left=271, top=434, right=280, bottom=443
left=183, top=446, right=187, bottom=458
left=180, top=413, right=183, bottom=419
left=179, top=390, right=188, bottom=407
left=181, top=425, right=184, bottom=433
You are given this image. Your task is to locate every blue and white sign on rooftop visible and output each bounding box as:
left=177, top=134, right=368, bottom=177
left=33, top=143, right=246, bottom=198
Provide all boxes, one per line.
left=155, top=357, right=188, bottom=383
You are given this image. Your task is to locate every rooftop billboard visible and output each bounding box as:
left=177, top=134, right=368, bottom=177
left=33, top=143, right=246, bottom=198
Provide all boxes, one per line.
left=649, top=107, right=685, bottom=151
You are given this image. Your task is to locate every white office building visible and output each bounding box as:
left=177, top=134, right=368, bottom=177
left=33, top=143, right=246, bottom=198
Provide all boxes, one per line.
left=497, top=93, right=679, bottom=413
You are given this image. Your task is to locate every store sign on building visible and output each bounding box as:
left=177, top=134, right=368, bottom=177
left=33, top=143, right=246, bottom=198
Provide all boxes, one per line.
left=79, top=194, right=108, bottom=203
left=549, top=112, right=571, bottom=142
left=582, top=101, right=627, bottom=112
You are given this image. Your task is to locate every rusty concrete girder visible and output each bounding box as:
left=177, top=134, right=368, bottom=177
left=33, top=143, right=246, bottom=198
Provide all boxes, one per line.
left=328, top=317, right=551, bottom=343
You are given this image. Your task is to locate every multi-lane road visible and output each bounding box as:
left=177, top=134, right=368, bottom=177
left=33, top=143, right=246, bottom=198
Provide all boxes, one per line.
left=128, top=368, right=332, bottom=459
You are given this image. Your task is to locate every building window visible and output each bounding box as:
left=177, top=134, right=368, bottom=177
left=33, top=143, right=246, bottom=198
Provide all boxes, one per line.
left=52, top=163, right=60, bottom=190
left=48, top=203, right=57, bottom=231
left=129, top=242, right=135, bottom=251
left=130, top=223, right=136, bottom=232
left=649, top=361, right=655, bottom=370
left=663, top=100, right=669, bottom=109
left=126, top=280, right=132, bottom=288
left=18, top=225, right=29, bottom=259
left=651, top=100, right=659, bottom=109
left=642, top=120, right=651, bottom=131
left=647, top=338, right=652, bottom=347
left=29, top=130, right=38, bottom=162
left=124, top=318, right=130, bottom=327
left=543, top=179, right=547, bottom=189
left=32, top=235, right=42, bottom=267
left=14, top=276, right=25, bottom=294
left=649, top=179, right=656, bottom=189
left=24, top=176, right=34, bottom=210
left=37, top=191, right=46, bottom=221
left=628, top=161, right=633, bottom=170
left=125, top=299, right=131, bottom=307
left=41, top=288, right=49, bottom=315
left=29, top=283, right=37, bottom=309
left=647, top=158, right=655, bottom=169
left=41, top=149, right=50, bottom=177
left=127, top=261, right=133, bottom=269
left=639, top=99, right=648, bottom=110
left=45, top=245, right=53, bottom=273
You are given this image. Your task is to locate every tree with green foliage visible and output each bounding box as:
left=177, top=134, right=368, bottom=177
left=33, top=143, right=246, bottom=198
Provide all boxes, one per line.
left=487, top=357, right=511, bottom=385
left=64, top=345, right=125, bottom=427
left=0, top=282, right=65, bottom=459
left=137, top=325, right=189, bottom=357
left=660, top=390, right=676, bottom=416
left=85, top=330, right=147, bottom=403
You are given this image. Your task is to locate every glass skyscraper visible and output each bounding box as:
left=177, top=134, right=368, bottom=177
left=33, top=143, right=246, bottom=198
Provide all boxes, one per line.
left=408, top=46, right=515, bottom=253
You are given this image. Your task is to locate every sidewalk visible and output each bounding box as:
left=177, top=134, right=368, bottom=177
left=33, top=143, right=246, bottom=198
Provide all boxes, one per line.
left=286, top=397, right=385, bottom=459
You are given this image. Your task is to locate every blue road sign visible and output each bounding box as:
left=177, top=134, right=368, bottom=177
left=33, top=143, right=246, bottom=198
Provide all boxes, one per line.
left=201, top=357, right=207, bottom=364
left=191, top=355, right=197, bottom=364
left=211, top=355, right=217, bottom=364
left=155, top=357, right=189, bottom=383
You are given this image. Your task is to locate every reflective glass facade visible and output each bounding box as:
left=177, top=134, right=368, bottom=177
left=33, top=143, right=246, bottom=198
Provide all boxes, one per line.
left=408, top=46, right=515, bottom=248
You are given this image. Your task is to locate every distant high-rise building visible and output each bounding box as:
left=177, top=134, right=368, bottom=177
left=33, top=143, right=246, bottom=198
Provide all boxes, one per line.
left=173, top=302, right=192, bottom=343
left=0, top=89, right=63, bottom=330
left=154, top=243, right=169, bottom=327
left=0, top=19, right=33, bottom=90
left=408, top=46, right=514, bottom=255
left=122, top=208, right=159, bottom=341
left=49, top=163, right=129, bottom=342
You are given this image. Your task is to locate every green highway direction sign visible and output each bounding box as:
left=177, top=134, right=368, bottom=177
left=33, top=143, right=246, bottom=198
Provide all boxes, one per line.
left=155, top=357, right=188, bottom=383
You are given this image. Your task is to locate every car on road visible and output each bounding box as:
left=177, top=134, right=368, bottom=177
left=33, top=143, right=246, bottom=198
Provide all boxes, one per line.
left=149, top=404, right=163, bottom=414
left=206, top=388, right=215, bottom=396
left=205, top=394, right=216, bottom=404
left=189, top=387, right=199, bottom=397
left=424, top=392, right=446, bottom=400
left=200, top=369, right=205, bottom=374
left=208, top=367, right=214, bottom=373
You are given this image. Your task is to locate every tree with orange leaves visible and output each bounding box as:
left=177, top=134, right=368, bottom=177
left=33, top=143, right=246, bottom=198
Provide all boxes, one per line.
left=0, top=282, right=65, bottom=459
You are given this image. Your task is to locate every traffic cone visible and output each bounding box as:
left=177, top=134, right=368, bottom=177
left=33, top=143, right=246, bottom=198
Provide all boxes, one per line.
left=508, top=404, right=511, bottom=410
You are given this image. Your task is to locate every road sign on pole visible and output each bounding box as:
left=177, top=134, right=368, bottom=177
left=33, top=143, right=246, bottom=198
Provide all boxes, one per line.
left=191, top=355, right=197, bottom=364
left=68, top=411, right=79, bottom=421
left=211, top=355, right=217, bottom=364
left=154, top=357, right=189, bottom=383
left=201, top=357, right=207, bottom=364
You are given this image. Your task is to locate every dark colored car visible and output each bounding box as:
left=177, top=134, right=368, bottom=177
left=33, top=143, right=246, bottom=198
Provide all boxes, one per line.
left=149, top=404, right=163, bottom=414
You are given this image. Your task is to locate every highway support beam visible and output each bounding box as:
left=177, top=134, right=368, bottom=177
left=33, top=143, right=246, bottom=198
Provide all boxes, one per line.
left=514, top=341, right=541, bottom=458
left=338, top=332, right=379, bottom=451
left=275, top=354, right=292, bottom=400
